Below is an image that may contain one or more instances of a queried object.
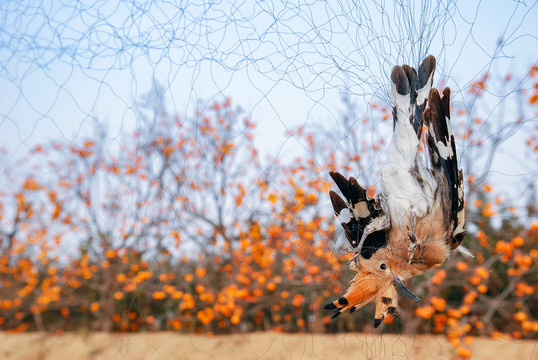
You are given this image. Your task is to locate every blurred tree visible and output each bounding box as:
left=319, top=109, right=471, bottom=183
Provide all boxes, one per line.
left=0, top=65, right=536, bottom=356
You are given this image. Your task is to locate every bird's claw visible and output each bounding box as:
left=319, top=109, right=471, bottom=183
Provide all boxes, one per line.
left=408, top=241, right=418, bottom=264
left=348, top=251, right=362, bottom=271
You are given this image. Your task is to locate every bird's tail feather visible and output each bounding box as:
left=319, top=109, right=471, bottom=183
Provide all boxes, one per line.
left=415, top=56, right=436, bottom=135
left=391, top=55, right=436, bottom=139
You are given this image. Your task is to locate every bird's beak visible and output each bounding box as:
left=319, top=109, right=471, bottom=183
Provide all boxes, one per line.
left=393, top=275, right=420, bottom=302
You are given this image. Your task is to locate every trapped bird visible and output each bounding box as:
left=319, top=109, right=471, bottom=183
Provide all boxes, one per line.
left=324, top=55, right=467, bottom=326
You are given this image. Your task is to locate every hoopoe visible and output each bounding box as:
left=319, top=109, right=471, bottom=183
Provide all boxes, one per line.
left=324, top=55, right=467, bottom=326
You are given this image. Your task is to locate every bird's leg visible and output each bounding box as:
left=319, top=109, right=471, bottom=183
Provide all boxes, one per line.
left=344, top=243, right=362, bottom=270
left=408, top=210, right=418, bottom=264
left=343, top=246, right=358, bottom=257
left=348, top=250, right=361, bottom=270
left=348, top=226, right=374, bottom=270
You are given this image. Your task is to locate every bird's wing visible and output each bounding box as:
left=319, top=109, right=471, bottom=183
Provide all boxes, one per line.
left=423, top=87, right=466, bottom=248
left=329, top=171, right=387, bottom=258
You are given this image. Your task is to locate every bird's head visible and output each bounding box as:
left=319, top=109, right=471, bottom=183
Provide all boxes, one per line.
left=370, top=247, right=421, bottom=303
left=325, top=248, right=420, bottom=324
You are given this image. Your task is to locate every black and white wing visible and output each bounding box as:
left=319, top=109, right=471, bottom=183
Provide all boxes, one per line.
left=328, top=171, right=388, bottom=259
left=423, top=87, right=466, bottom=248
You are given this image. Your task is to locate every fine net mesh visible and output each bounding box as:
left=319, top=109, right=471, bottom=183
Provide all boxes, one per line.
left=0, top=1, right=536, bottom=359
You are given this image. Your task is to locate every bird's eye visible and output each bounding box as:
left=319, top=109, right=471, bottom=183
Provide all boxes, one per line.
left=379, top=263, right=387, bottom=270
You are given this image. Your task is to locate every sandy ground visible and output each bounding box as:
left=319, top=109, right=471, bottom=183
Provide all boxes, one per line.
left=0, top=332, right=536, bottom=360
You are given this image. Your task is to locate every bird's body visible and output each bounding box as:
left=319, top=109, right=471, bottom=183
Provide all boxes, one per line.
left=325, top=55, right=466, bottom=326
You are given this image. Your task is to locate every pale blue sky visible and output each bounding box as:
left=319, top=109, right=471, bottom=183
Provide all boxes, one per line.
left=0, top=0, right=536, bottom=216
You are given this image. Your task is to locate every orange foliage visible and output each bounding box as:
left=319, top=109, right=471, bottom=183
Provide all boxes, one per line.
left=0, top=73, right=536, bottom=342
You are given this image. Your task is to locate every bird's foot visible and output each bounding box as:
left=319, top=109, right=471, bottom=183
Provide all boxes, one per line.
left=348, top=251, right=362, bottom=271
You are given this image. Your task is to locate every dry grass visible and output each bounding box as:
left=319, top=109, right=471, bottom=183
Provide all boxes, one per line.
left=0, top=332, right=536, bottom=360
